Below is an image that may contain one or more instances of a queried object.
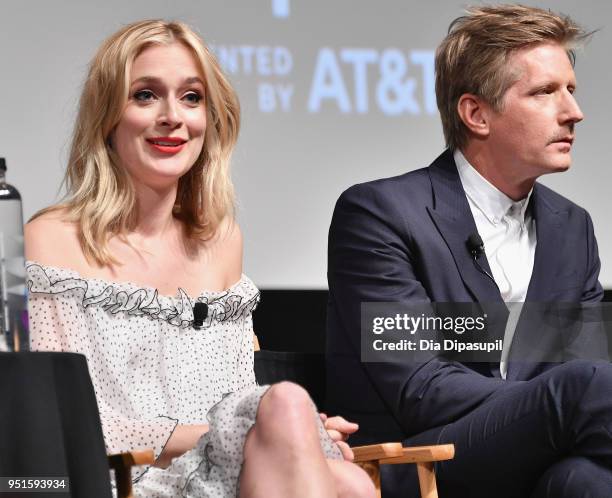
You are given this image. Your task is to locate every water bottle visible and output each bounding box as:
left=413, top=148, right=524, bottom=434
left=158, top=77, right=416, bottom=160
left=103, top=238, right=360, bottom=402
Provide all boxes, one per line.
left=0, top=158, right=28, bottom=352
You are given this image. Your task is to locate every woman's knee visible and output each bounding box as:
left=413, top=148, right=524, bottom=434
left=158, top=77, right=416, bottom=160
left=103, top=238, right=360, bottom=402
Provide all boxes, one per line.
left=254, top=382, right=317, bottom=442
left=258, top=382, right=313, bottom=420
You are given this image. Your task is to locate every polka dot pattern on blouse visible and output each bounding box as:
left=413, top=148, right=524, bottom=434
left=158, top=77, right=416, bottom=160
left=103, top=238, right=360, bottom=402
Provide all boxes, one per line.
left=26, top=262, right=342, bottom=497
left=26, top=262, right=259, bottom=478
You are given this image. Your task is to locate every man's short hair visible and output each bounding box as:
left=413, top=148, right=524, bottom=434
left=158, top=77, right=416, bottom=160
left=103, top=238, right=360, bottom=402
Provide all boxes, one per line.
left=435, top=4, right=591, bottom=151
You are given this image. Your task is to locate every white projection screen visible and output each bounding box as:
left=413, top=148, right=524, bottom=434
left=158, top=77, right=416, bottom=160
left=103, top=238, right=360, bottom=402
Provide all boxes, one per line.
left=1, top=0, right=610, bottom=288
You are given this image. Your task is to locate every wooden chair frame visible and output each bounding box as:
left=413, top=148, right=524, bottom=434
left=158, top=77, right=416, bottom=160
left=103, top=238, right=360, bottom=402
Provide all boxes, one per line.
left=109, top=345, right=455, bottom=497
left=109, top=442, right=454, bottom=498
left=353, top=443, right=455, bottom=498
left=108, top=450, right=155, bottom=498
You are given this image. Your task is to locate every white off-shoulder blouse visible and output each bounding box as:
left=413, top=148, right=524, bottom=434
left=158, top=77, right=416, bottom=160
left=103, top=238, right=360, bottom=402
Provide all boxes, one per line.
left=26, top=262, right=344, bottom=497
left=26, top=262, right=259, bottom=460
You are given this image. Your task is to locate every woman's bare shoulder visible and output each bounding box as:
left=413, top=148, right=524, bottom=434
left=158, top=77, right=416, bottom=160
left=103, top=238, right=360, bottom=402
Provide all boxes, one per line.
left=218, top=216, right=243, bottom=259
left=200, top=216, right=243, bottom=287
left=218, top=216, right=242, bottom=248
left=25, top=209, right=85, bottom=268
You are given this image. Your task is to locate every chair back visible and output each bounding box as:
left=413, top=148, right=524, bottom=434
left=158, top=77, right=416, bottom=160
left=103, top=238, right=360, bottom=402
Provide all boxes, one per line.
left=254, top=351, right=326, bottom=410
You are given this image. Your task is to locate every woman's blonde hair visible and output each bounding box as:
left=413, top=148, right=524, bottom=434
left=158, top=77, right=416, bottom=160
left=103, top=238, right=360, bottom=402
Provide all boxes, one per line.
left=34, top=19, right=240, bottom=265
left=435, top=4, right=590, bottom=151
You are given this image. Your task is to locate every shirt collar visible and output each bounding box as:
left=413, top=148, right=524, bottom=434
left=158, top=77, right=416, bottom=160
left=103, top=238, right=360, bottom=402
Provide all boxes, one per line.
left=454, top=149, right=532, bottom=225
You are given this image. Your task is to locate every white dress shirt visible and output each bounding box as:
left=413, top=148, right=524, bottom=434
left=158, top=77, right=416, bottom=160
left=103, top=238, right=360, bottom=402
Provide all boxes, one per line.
left=454, top=150, right=537, bottom=378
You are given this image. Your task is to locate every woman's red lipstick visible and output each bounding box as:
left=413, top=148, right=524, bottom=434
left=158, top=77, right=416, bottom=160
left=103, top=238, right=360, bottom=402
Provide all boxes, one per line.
left=146, top=136, right=187, bottom=154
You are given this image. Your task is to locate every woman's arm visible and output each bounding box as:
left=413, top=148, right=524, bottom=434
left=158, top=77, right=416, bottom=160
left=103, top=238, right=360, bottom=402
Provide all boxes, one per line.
left=154, top=424, right=209, bottom=468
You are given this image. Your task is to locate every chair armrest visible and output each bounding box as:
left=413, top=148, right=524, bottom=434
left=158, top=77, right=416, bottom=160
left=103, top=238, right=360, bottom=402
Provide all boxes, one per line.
left=352, top=442, right=404, bottom=462
left=108, top=449, right=155, bottom=469
left=379, top=444, right=455, bottom=465
left=353, top=444, right=455, bottom=498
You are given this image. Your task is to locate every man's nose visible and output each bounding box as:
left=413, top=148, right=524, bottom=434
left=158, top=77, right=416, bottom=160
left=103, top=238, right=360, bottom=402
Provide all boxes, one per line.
left=561, top=92, right=584, bottom=125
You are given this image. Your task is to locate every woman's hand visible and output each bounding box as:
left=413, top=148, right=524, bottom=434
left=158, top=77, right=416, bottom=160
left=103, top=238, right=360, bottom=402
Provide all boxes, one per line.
left=319, top=413, right=359, bottom=461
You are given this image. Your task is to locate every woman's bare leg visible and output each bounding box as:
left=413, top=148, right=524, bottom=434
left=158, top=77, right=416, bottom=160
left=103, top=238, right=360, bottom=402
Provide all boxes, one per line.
left=239, top=382, right=376, bottom=498
left=327, top=459, right=377, bottom=498
left=239, top=382, right=337, bottom=498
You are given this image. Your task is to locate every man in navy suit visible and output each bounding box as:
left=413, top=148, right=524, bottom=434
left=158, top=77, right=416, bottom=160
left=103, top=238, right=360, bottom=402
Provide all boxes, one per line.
left=327, top=5, right=612, bottom=497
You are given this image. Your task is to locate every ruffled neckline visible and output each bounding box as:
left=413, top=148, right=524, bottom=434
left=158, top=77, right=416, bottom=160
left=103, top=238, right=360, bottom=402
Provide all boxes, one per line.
left=26, top=261, right=259, bottom=328
left=26, top=260, right=252, bottom=301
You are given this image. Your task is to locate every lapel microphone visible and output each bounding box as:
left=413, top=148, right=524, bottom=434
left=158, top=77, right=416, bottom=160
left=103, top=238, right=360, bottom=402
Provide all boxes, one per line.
left=467, top=233, right=485, bottom=258
left=466, top=232, right=497, bottom=286
left=193, top=302, right=209, bottom=329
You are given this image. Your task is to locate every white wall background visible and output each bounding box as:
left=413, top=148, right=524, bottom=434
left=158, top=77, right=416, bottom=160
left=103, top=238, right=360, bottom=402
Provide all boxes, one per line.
left=1, top=0, right=610, bottom=288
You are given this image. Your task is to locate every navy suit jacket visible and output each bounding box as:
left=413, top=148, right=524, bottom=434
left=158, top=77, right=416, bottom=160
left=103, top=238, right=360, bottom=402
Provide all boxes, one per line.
left=326, top=149, right=606, bottom=444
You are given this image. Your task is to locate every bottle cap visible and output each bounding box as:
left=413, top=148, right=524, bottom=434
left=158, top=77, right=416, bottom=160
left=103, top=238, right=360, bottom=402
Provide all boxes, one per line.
left=0, top=158, right=5, bottom=172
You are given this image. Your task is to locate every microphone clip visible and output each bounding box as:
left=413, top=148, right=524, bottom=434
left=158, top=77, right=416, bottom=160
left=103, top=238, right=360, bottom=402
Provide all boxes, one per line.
left=193, top=302, right=209, bottom=329
left=467, top=233, right=485, bottom=260
left=466, top=232, right=497, bottom=287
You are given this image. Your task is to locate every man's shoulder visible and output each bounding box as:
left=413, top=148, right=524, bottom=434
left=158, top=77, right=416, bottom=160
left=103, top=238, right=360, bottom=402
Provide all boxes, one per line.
left=337, top=149, right=452, bottom=204
left=337, top=165, right=433, bottom=208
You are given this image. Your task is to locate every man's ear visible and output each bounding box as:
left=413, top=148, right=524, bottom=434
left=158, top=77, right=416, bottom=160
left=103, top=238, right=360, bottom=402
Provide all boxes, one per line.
left=457, top=93, right=491, bottom=139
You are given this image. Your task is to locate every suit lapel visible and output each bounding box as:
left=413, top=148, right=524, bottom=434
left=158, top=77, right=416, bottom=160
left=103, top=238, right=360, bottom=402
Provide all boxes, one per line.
left=525, top=184, right=565, bottom=301
left=427, top=151, right=503, bottom=304
left=506, top=185, right=566, bottom=380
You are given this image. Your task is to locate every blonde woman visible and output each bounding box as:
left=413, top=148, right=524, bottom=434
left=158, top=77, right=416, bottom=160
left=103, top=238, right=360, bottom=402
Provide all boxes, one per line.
left=25, top=20, right=374, bottom=498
